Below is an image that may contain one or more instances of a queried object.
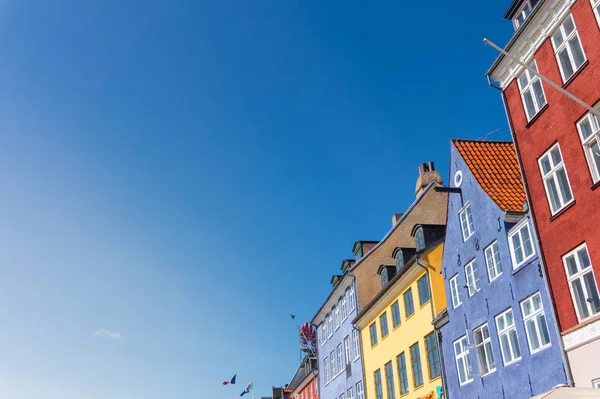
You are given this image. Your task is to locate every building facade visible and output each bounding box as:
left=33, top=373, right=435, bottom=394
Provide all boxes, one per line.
left=312, top=262, right=366, bottom=399
left=437, top=140, right=568, bottom=398
left=354, top=225, right=446, bottom=399
left=486, top=0, right=600, bottom=387
left=289, top=357, right=319, bottom=399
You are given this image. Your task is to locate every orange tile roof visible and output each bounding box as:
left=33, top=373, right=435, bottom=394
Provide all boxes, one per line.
left=452, top=140, right=526, bottom=212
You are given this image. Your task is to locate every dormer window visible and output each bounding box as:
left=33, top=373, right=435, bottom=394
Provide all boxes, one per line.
left=378, top=265, right=397, bottom=288
left=415, top=228, right=425, bottom=252
left=513, top=0, right=538, bottom=30
left=411, top=224, right=446, bottom=253
left=392, top=247, right=416, bottom=274
left=381, top=269, right=389, bottom=287
left=355, top=245, right=363, bottom=260
left=395, top=251, right=404, bottom=272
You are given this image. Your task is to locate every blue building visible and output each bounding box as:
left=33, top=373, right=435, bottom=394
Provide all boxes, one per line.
left=312, top=259, right=366, bottom=399
left=436, top=140, right=568, bottom=399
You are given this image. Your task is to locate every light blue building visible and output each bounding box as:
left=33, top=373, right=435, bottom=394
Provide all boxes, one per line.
left=312, top=259, right=365, bottom=399
left=436, top=140, right=568, bottom=399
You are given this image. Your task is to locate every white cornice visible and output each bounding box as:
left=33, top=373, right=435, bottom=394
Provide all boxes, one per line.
left=563, top=317, right=600, bottom=351
left=312, top=274, right=352, bottom=325
left=490, top=0, right=575, bottom=89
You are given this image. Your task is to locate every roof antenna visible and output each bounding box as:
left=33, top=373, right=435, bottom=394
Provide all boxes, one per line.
left=478, top=128, right=501, bottom=141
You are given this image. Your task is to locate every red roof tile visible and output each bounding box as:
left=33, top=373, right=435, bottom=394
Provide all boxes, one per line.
left=452, top=140, right=526, bottom=212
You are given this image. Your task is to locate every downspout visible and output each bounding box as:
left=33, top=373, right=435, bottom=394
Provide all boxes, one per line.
left=499, top=90, right=574, bottom=387
left=417, top=255, right=449, bottom=399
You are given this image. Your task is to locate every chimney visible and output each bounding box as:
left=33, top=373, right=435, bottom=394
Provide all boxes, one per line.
left=415, top=161, right=443, bottom=197
left=392, top=213, right=404, bottom=226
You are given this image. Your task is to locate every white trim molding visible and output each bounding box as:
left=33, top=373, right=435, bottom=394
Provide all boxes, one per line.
left=563, top=317, right=600, bottom=351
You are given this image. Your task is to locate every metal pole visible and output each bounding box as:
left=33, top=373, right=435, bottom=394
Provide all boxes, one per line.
left=484, top=38, right=600, bottom=119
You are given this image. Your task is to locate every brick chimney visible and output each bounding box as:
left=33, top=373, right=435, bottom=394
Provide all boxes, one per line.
left=415, top=161, right=443, bottom=197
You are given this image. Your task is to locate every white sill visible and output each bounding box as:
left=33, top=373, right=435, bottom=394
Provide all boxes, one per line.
left=481, top=368, right=497, bottom=377
left=503, top=357, right=522, bottom=367
left=530, top=342, right=551, bottom=355
left=512, top=253, right=536, bottom=271
left=488, top=273, right=503, bottom=284
left=550, top=198, right=575, bottom=217
left=459, top=379, right=474, bottom=387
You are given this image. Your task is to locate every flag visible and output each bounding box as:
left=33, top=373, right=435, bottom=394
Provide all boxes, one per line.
left=240, top=381, right=253, bottom=396
left=223, top=374, right=236, bottom=385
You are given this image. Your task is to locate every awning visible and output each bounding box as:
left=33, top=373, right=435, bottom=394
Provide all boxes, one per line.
left=532, top=387, right=600, bottom=399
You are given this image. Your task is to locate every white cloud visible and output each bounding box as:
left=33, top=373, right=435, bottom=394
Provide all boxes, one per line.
left=94, top=329, right=122, bottom=341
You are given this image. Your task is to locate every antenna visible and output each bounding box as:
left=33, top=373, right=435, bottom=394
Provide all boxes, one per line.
left=477, top=128, right=501, bottom=141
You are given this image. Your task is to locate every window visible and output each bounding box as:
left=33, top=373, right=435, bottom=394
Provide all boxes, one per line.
left=369, top=323, right=378, bottom=347
left=324, top=357, right=330, bottom=383
left=321, top=323, right=327, bottom=345
left=551, top=14, right=586, bottom=82
left=465, top=260, right=481, bottom=297
left=340, top=394, right=345, bottom=399
left=450, top=274, right=462, bottom=308
left=396, top=352, right=409, bottom=395
left=347, top=387, right=354, bottom=399
left=593, top=378, right=600, bottom=389
left=508, top=220, right=535, bottom=268
left=454, top=336, right=473, bottom=385
left=395, top=251, right=404, bottom=272
left=349, top=284, right=356, bottom=311
left=342, top=294, right=348, bottom=321
left=344, top=336, right=351, bottom=365
left=415, top=228, right=425, bottom=251
left=495, top=308, right=522, bottom=366
left=381, top=269, right=389, bottom=287
left=594, top=0, right=600, bottom=26
left=473, top=324, right=496, bottom=376
left=355, top=245, right=363, bottom=260
left=353, top=329, right=361, bottom=359
left=518, top=61, right=547, bottom=121
left=425, top=332, right=441, bottom=380
left=521, top=292, right=551, bottom=353
left=374, top=369, right=383, bottom=399
left=330, top=350, right=337, bottom=376
left=385, top=361, right=396, bottom=399
left=485, top=241, right=503, bottom=282
left=337, top=345, right=343, bottom=373
left=335, top=304, right=340, bottom=330
left=328, top=313, right=334, bottom=337
left=563, top=244, right=600, bottom=322
left=459, top=203, right=475, bottom=241
left=404, top=288, right=415, bottom=317
left=539, top=144, right=573, bottom=215
left=410, top=343, right=424, bottom=388
left=391, top=301, right=401, bottom=328
left=577, top=109, right=600, bottom=182
left=356, top=381, right=364, bottom=399
left=513, top=0, right=538, bottom=29
left=380, top=312, right=389, bottom=338
left=417, top=274, right=431, bottom=306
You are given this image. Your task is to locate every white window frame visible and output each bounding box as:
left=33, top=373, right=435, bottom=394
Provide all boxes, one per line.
left=473, top=323, right=496, bottom=376
left=349, top=284, right=356, bottom=311
left=538, top=143, right=574, bottom=215
left=465, top=259, right=481, bottom=297
left=335, top=304, right=340, bottom=330
left=563, top=243, right=600, bottom=323
left=336, top=344, right=343, bottom=374
left=356, top=381, right=364, bottom=399
left=328, top=313, right=333, bottom=338
left=576, top=107, right=600, bottom=183
left=340, top=393, right=345, bottom=399
left=551, top=14, right=587, bottom=82
left=520, top=292, right=552, bottom=354
left=513, top=0, right=534, bottom=29
left=593, top=0, right=600, bottom=26
left=352, top=329, right=361, bottom=360
left=450, top=274, right=462, bottom=308
left=459, top=203, right=475, bottom=241
left=344, top=336, right=351, bottom=365
left=508, top=219, right=536, bottom=269
left=347, top=387, right=354, bottom=399
left=495, top=308, right=522, bottom=366
left=517, top=61, right=547, bottom=121
left=321, top=323, right=327, bottom=345
left=324, top=356, right=330, bottom=384
left=593, top=378, right=600, bottom=388
left=453, top=335, right=473, bottom=386
left=342, top=294, right=348, bottom=321
left=485, top=241, right=503, bottom=282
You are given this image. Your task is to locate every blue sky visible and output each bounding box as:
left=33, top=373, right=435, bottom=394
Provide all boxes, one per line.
left=0, top=1, right=515, bottom=398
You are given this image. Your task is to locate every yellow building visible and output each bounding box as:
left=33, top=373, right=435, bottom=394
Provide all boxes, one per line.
left=354, top=223, right=446, bottom=399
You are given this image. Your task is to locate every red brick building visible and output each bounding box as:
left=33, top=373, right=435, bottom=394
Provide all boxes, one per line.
left=487, top=0, right=600, bottom=388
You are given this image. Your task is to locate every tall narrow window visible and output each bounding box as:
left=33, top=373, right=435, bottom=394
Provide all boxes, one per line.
left=391, top=300, right=401, bottom=328
left=356, top=381, right=364, bottom=399
left=344, top=336, right=351, bottom=365
left=328, top=313, right=333, bottom=337
left=349, top=284, right=356, bottom=311
left=369, top=323, right=378, bottom=347
left=459, top=203, right=475, bottom=241
left=521, top=292, right=551, bottom=353
left=331, top=350, right=337, bottom=376
left=563, top=243, right=600, bottom=322
left=425, top=332, right=441, bottom=379
left=473, top=324, right=496, bottom=375
left=495, top=308, right=522, bottom=366
left=508, top=220, right=535, bottom=268
left=335, top=304, right=340, bottom=330
left=321, top=322, right=327, bottom=345
left=518, top=62, right=547, bottom=121
left=454, top=336, right=473, bottom=386
left=410, top=343, right=424, bottom=388
left=374, top=369, right=383, bottom=399
left=404, top=288, right=415, bottom=317
left=417, top=274, right=431, bottom=305
left=385, top=361, right=396, bottom=399
left=347, top=387, right=354, bottom=399
left=485, top=241, right=503, bottom=282
left=397, top=352, right=409, bottom=395
left=593, top=0, right=600, bottom=26
left=337, top=345, right=343, bottom=373
left=577, top=108, right=600, bottom=183
left=342, top=294, right=348, bottom=321
left=551, top=14, right=587, bottom=82
left=352, top=329, right=361, bottom=359
left=465, top=260, right=481, bottom=297
left=324, top=357, right=330, bottom=383
left=450, top=274, right=462, bottom=308
left=539, top=144, right=573, bottom=215
left=380, top=312, right=389, bottom=338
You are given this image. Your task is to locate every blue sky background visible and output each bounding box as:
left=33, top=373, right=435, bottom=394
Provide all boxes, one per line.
left=0, top=1, right=515, bottom=398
